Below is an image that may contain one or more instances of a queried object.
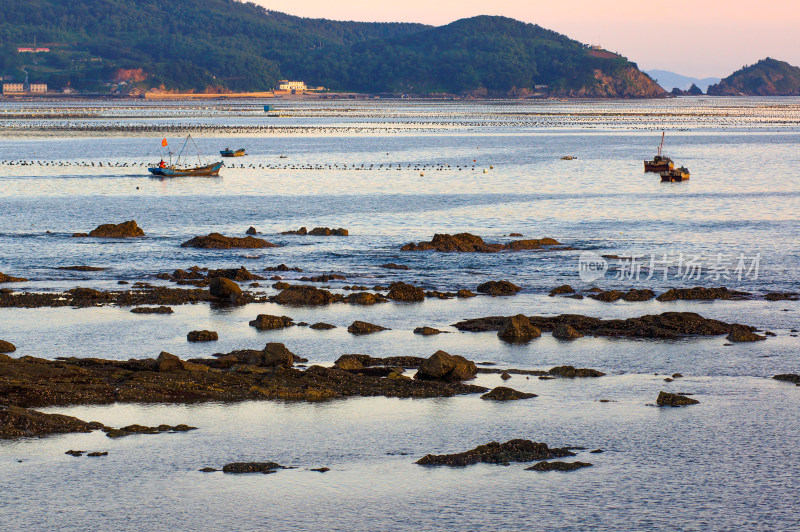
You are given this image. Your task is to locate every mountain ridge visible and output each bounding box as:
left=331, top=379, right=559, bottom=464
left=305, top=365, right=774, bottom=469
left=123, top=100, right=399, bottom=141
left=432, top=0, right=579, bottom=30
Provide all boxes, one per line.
left=706, top=58, right=800, bottom=96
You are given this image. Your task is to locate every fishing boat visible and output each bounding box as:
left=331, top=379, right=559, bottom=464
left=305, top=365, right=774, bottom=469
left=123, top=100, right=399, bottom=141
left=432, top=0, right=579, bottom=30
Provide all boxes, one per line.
left=644, top=132, right=674, bottom=172
left=220, top=148, right=246, bottom=157
left=149, top=135, right=223, bottom=177
left=660, top=166, right=690, bottom=182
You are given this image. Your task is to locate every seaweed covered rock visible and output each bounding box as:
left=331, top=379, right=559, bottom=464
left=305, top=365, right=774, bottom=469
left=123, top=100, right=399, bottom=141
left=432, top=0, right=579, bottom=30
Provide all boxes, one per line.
left=181, top=233, right=277, bottom=249
left=656, top=287, right=750, bottom=301
left=656, top=391, right=699, bottom=407
left=209, top=277, right=243, bottom=299
left=726, top=328, right=766, bottom=342
left=481, top=387, right=537, bottom=401
left=1, top=405, right=102, bottom=439
left=526, top=461, right=593, bottom=472
left=548, top=366, right=604, bottom=378
left=414, top=327, right=442, bottom=336
left=415, top=350, right=477, bottom=382
left=222, top=462, right=287, bottom=474
left=130, top=306, right=174, bottom=314
left=273, top=285, right=340, bottom=306
left=497, top=314, right=541, bottom=342
left=549, top=285, right=574, bottom=296
left=249, top=314, right=294, bottom=331
left=401, top=233, right=502, bottom=253
left=415, top=439, right=576, bottom=466
left=187, top=330, right=218, bottom=342
left=0, top=273, right=28, bottom=283
left=87, top=220, right=145, bottom=238
left=347, top=321, right=390, bottom=335
left=0, top=340, right=16, bottom=353
left=552, top=324, right=583, bottom=340
left=156, top=352, right=184, bottom=372
left=476, top=280, right=522, bottom=296
left=387, top=282, right=426, bottom=302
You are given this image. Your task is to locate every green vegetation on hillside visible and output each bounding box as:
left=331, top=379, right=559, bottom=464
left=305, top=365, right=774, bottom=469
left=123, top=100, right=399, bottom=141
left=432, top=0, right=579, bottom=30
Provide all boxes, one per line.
left=707, top=58, right=800, bottom=96
left=0, top=0, right=664, bottom=97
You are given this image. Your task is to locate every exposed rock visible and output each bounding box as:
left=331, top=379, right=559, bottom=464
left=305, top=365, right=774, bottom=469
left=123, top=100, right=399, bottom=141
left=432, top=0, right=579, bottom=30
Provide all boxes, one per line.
left=245, top=226, right=258, bottom=235
left=222, top=462, right=287, bottom=474
left=415, top=350, right=477, bottom=382
left=656, top=287, right=750, bottom=302
left=1, top=405, right=102, bottom=439
left=526, top=461, right=593, bottom=472
left=208, top=277, right=243, bottom=300
left=552, top=324, right=583, bottom=340
left=497, top=314, right=541, bottom=342
left=480, top=386, right=537, bottom=401
left=764, top=292, right=799, bottom=301
left=590, top=289, right=656, bottom=302
left=281, top=227, right=308, bottom=235
left=454, top=312, right=757, bottom=340
left=503, top=238, right=560, bottom=251
left=656, top=391, right=699, bottom=407
left=207, top=267, right=265, bottom=282
left=0, top=273, right=28, bottom=283
left=299, top=273, right=346, bottom=282
left=345, top=292, right=387, bottom=305
left=130, top=306, right=174, bottom=314
left=347, top=321, right=390, bottom=335
left=264, top=264, right=302, bottom=272
left=773, top=374, right=800, bottom=384
left=103, top=423, right=197, bottom=438
left=476, top=280, right=521, bottom=296
left=726, top=328, right=766, bottom=342
left=65, top=450, right=84, bottom=456
left=310, top=467, right=330, bottom=473
left=333, top=354, right=425, bottom=369
left=308, top=227, right=349, bottom=236
left=181, top=233, right=278, bottom=249
left=415, top=439, right=576, bottom=466
left=548, top=366, right=605, bottom=378
left=71, top=233, right=88, bottom=238
left=57, top=265, right=106, bottom=271
left=426, top=290, right=455, bottom=299
left=309, top=322, right=336, bottom=330
left=0, top=340, right=16, bottom=353
left=157, top=352, right=184, bottom=372
left=273, top=285, right=341, bottom=306
left=249, top=314, right=294, bottom=331
left=334, top=356, right=365, bottom=371
left=381, top=263, right=410, bottom=270
left=456, top=289, right=476, bottom=298
left=199, top=467, right=218, bottom=472
left=401, top=233, right=562, bottom=253
left=187, top=330, right=218, bottom=342
left=501, top=371, right=511, bottom=380
left=414, top=327, right=442, bottom=336
left=86, top=451, right=108, bottom=457
left=549, top=285, right=574, bottom=296
left=387, top=281, right=426, bottom=302
left=87, top=220, right=144, bottom=238
left=272, top=281, right=290, bottom=289
left=251, top=343, right=296, bottom=368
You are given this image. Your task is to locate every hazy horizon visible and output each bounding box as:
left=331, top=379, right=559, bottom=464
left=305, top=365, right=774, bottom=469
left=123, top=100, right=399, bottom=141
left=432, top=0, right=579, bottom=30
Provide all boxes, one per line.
left=253, top=0, right=798, bottom=79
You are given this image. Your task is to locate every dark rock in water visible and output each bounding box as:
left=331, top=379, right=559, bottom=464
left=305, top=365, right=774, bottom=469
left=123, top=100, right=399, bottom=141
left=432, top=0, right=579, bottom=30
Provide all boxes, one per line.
left=272, top=281, right=291, bottom=289
left=86, top=451, right=108, bottom=457
left=501, top=371, right=511, bottom=380
left=209, top=277, right=242, bottom=300
left=589, top=449, right=604, bottom=454
left=0, top=340, right=16, bottom=353
left=57, top=265, right=107, bottom=271
left=308, top=227, right=349, bottom=236
left=245, top=226, right=258, bottom=235
left=1, top=406, right=102, bottom=439
left=334, top=356, right=366, bottom=371
left=656, top=391, right=699, bottom=407
left=71, top=233, right=88, bottom=238
left=264, top=264, right=302, bottom=272
left=414, top=327, right=442, bottom=336
left=726, top=329, right=766, bottom=342
left=591, top=289, right=655, bottom=302
left=526, top=461, right=593, bottom=472
left=249, top=314, right=294, bottom=331
left=187, top=330, right=218, bottom=342
left=454, top=311, right=757, bottom=340
left=480, top=386, right=537, bottom=401
left=764, top=292, right=799, bottom=301
left=415, top=439, right=576, bottom=466
left=387, top=282, right=426, bottom=302
left=309, top=322, right=336, bottom=330
left=476, top=280, right=521, bottom=296
left=65, top=450, right=85, bottom=456
left=549, top=285, right=574, bottom=296
left=181, top=233, right=278, bottom=249
left=401, top=233, right=562, bottom=253
left=157, top=352, right=184, bottom=372
left=130, top=306, right=173, bottom=314
left=68, top=287, right=109, bottom=301
left=426, top=290, right=455, bottom=300
left=299, top=273, right=346, bottom=282
left=656, top=286, right=750, bottom=301
left=334, top=354, right=425, bottom=369
left=381, top=263, right=410, bottom=270
left=773, top=374, right=800, bottom=384
left=509, top=233, right=523, bottom=237
left=549, top=366, right=605, bottom=378
left=0, top=272, right=28, bottom=283
left=103, top=423, right=197, bottom=438
left=207, top=267, right=265, bottom=282
left=415, top=350, right=477, bottom=382
left=552, top=324, right=583, bottom=340
left=199, top=467, right=218, bottom=472
left=497, top=314, right=541, bottom=342
left=310, top=467, right=330, bottom=473
left=347, top=321, right=390, bottom=335
left=281, top=227, right=308, bottom=235
left=273, top=285, right=341, bottom=306
left=248, top=343, right=295, bottom=368
left=87, top=220, right=144, bottom=238
left=456, top=289, right=476, bottom=298
left=345, top=292, right=387, bottom=305
left=222, top=462, right=287, bottom=474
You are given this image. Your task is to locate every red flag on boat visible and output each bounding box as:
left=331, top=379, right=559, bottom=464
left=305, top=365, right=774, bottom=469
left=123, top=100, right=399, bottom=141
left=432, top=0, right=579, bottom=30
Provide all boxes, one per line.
left=161, top=138, right=168, bottom=147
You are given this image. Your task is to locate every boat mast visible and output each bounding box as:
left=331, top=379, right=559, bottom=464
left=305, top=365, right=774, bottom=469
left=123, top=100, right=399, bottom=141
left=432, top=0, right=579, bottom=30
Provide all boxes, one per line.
left=658, top=131, right=665, bottom=157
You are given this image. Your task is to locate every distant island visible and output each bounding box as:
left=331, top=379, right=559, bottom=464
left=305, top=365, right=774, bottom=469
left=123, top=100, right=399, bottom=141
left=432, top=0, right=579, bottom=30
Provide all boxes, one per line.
left=707, top=58, right=800, bottom=96
left=0, top=0, right=664, bottom=98
left=646, top=70, right=720, bottom=92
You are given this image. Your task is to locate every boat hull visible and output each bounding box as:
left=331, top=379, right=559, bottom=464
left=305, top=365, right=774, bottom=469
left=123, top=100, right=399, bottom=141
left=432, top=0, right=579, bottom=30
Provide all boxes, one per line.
left=660, top=170, right=690, bottom=182
left=220, top=149, right=245, bottom=157
left=644, top=160, right=674, bottom=172
left=148, top=162, right=223, bottom=177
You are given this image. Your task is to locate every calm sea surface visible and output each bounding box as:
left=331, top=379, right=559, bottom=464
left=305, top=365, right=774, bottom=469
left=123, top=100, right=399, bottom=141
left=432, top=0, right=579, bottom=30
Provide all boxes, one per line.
left=1, top=97, right=799, bottom=531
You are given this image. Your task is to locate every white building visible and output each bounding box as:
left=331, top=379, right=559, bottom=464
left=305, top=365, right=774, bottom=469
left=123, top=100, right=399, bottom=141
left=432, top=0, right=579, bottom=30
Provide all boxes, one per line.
left=277, top=80, right=306, bottom=91
left=29, top=83, right=47, bottom=93
left=2, top=83, right=24, bottom=94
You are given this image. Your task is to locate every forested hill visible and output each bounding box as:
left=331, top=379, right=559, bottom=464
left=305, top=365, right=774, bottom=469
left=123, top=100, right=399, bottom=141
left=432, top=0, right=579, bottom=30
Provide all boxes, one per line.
left=0, top=0, right=664, bottom=97
left=706, top=58, right=800, bottom=96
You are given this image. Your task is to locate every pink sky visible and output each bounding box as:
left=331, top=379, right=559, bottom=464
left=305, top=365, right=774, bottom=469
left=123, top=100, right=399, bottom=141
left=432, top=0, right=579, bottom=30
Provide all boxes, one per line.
left=253, top=0, right=798, bottom=78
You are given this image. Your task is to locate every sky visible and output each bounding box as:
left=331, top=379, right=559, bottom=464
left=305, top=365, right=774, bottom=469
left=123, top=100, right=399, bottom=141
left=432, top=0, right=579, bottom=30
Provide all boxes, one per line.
left=252, top=0, right=799, bottom=78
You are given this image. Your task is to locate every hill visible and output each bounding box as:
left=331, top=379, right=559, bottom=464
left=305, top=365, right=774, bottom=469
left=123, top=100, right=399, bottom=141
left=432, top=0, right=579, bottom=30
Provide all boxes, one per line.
left=0, top=1, right=664, bottom=97
left=646, top=70, right=720, bottom=92
left=706, top=58, right=800, bottom=96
